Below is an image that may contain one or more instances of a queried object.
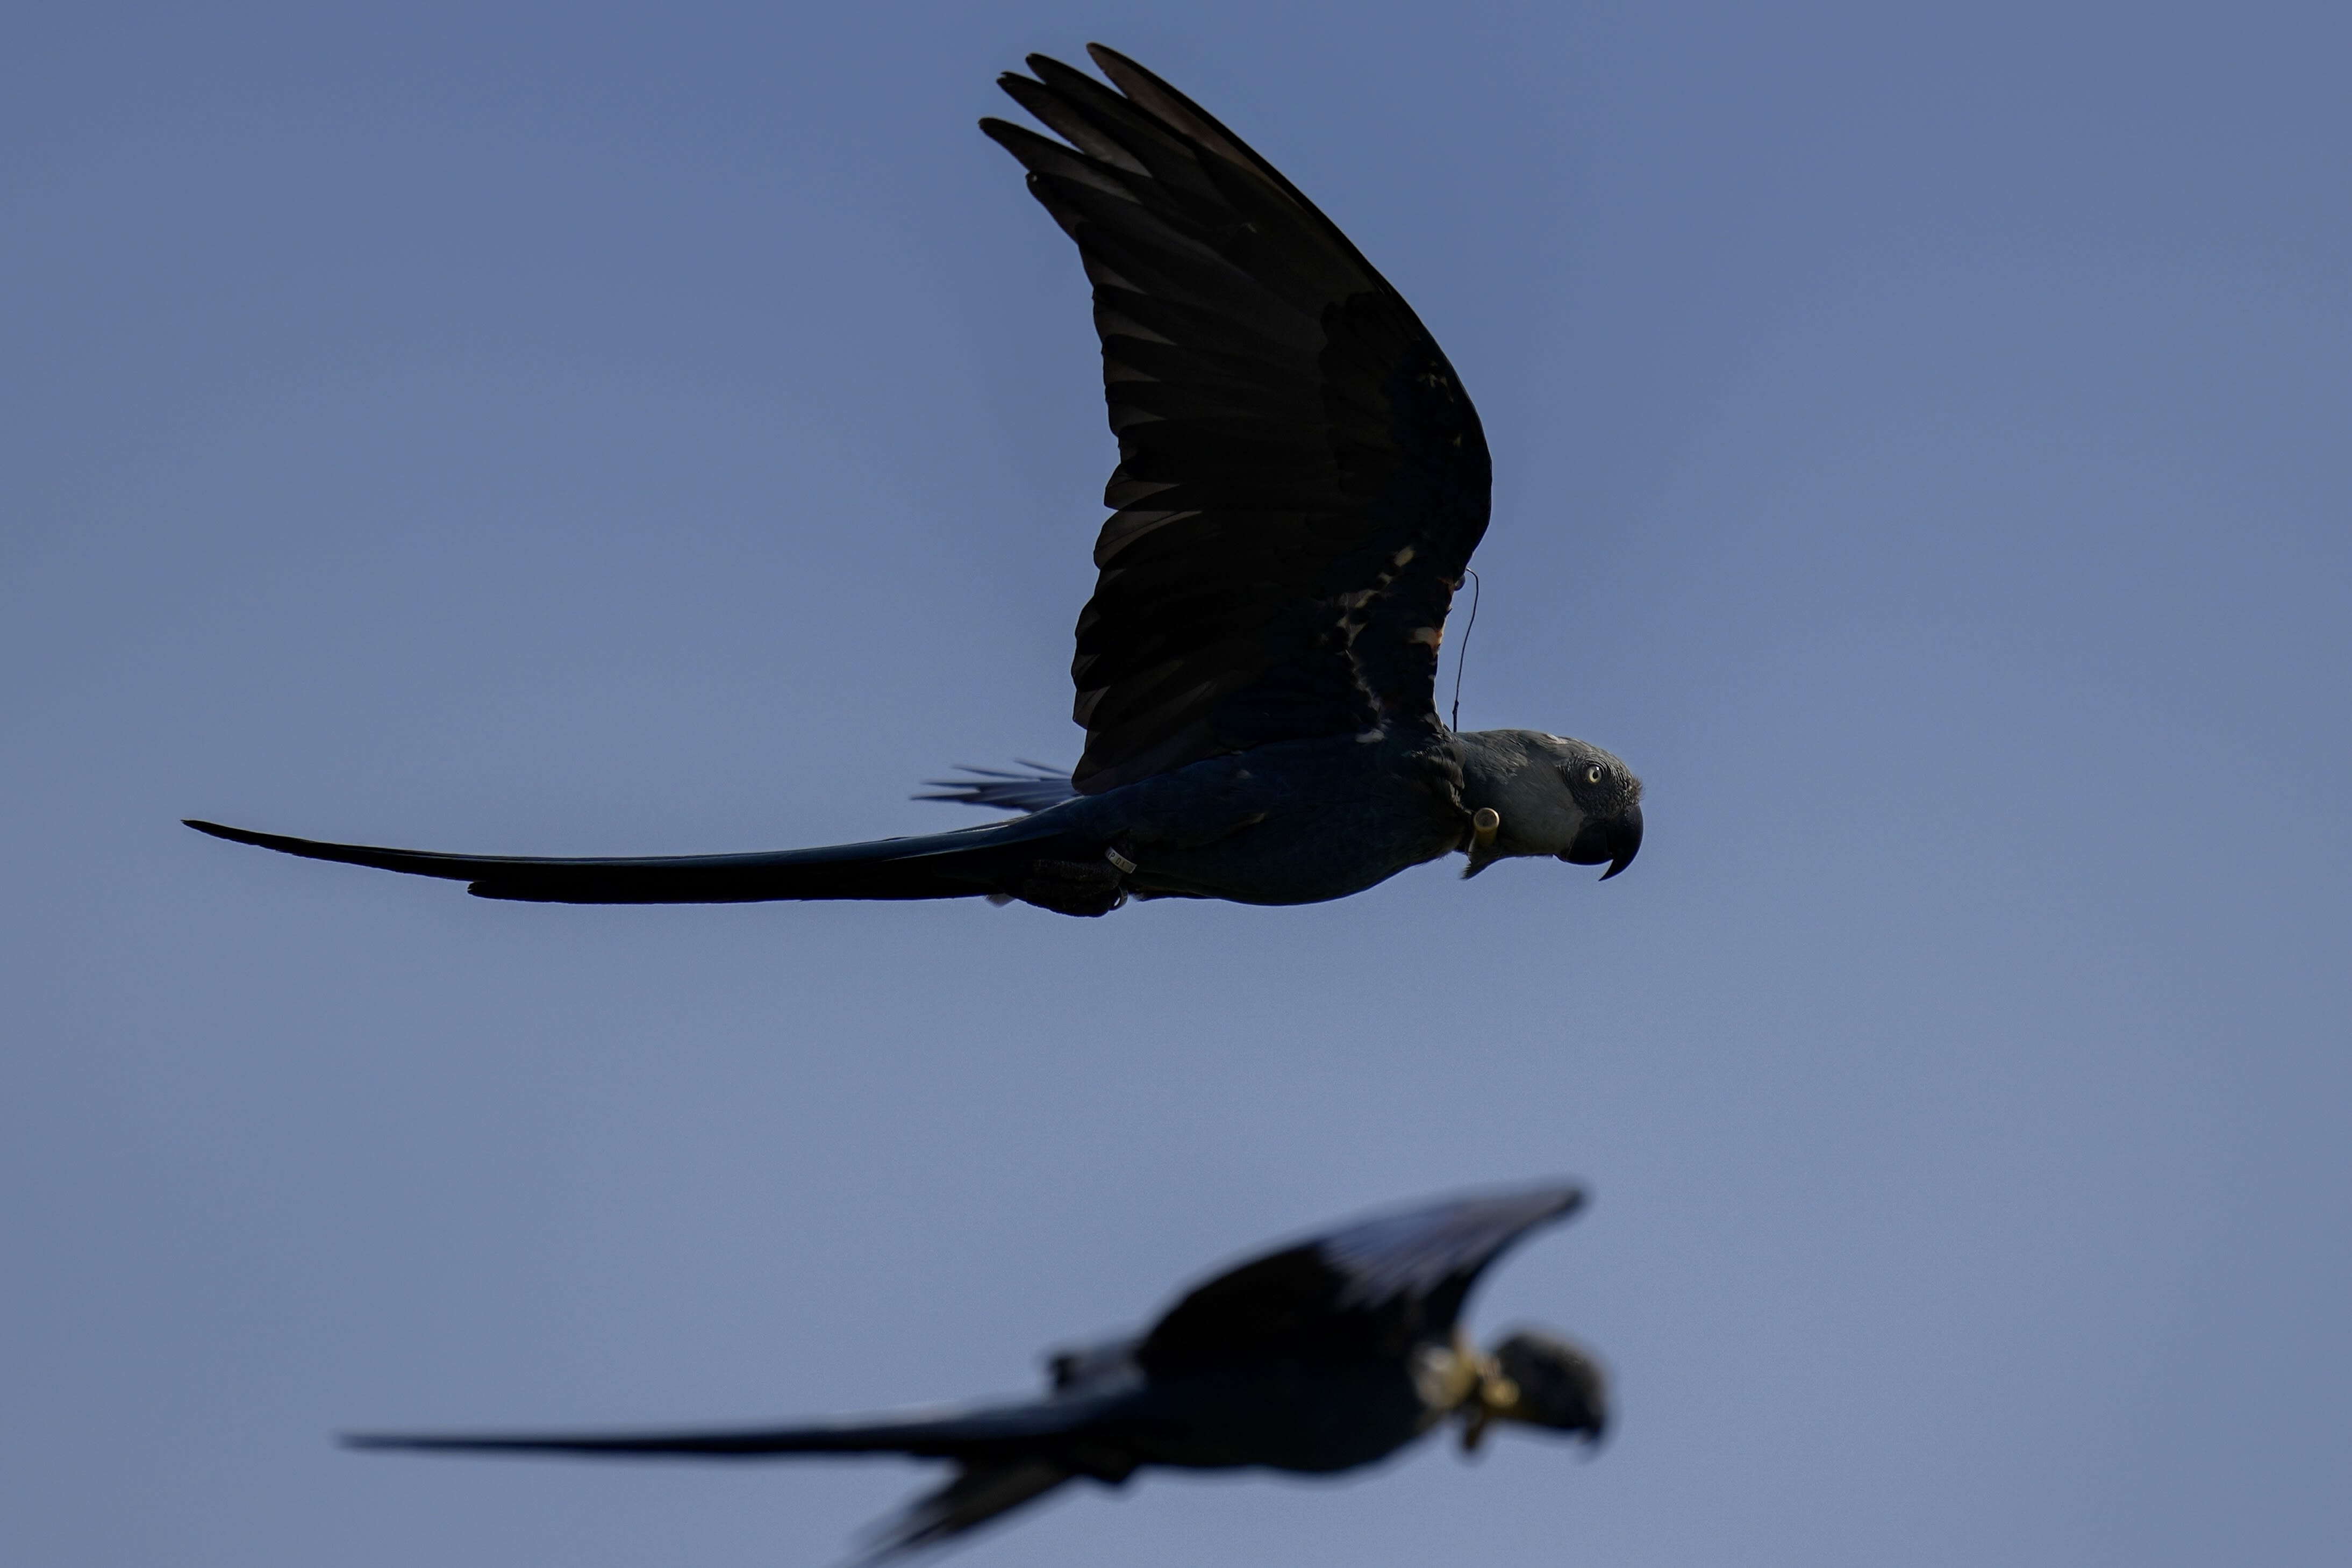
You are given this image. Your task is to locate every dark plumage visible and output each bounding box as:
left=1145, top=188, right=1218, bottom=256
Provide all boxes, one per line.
left=913, top=763, right=1080, bottom=816
left=347, top=1183, right=1605, bottom=1563
left=187, top=46, right=1643, bottom=915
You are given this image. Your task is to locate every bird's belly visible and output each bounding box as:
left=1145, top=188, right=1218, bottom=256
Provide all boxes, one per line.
left=1111, top=735, right=1464, bottom=907
left=1112, top=1370, right=1433, bottom=1475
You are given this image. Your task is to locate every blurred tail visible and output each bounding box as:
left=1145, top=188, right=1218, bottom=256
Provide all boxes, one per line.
left=346, top=1395, right=1098, bottom=1563
left=344, top=1391, right=1092, bottom=1460
left=848, top=1459, right=1074, bottom=1565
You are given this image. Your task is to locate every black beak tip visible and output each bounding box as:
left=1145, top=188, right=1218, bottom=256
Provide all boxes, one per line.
left=1597, top=805, right=1642, bottom=881
left=1559, top=804, right=1642, bottom=879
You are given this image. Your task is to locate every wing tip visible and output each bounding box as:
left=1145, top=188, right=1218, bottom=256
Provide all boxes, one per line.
left=1518, top=1179, right=1589, bottom=1221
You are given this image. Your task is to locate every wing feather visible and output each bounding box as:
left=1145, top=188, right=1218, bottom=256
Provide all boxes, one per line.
left=1136, top=1183, right=1583, bottom=1373
left=985, top=47, right=1492, bottom=793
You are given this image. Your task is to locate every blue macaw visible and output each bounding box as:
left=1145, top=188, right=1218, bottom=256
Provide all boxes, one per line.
left=190, top=47, right=1642, bottom=915
left=348, top=1183, right=1605, bottom=1562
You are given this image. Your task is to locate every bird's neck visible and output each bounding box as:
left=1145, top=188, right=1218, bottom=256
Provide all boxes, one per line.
left=1453, top=731, right=1580, bottom=858
left=1451, top=730, right=1514, bottom=814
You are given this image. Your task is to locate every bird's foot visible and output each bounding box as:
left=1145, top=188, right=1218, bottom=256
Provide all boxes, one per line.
left=1009, top=857, right=1126, bottom=918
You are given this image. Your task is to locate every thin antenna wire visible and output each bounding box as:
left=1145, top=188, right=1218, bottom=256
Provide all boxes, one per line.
left=1449, top=567, right=1482, bottom=732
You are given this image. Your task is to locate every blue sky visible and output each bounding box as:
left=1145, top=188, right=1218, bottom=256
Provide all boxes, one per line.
left=4, top=3, right=2347, bottom=1565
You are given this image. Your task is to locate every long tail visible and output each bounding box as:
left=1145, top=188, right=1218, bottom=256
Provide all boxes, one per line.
left=342, top=1391, right=1096, bottom=1460
left=183, top=812, right=1100, bottom=905
left=346, top=1395, right=1101, bottom=1563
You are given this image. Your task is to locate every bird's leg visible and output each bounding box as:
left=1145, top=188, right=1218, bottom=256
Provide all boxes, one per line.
left=1457, top=1344, right=1518, bottom=1455
left=1068, top=1449, right=1140, bottom=1486
left=1009, top=855, right=1127, bottom=917
left=1459, top=1401, right=1493, bottom=1455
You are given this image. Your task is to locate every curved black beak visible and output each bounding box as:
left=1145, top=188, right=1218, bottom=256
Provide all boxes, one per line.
left=1561, top=804, right=1642, bottom=880
left=1598, top=804, right=1641, bottom=879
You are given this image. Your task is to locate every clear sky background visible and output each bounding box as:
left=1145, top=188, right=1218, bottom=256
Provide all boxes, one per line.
left=4, top=3, right=2347, bottom=1565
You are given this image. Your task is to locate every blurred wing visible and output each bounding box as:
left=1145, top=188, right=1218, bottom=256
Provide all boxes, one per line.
left=983, top=46, right=1492, bottom=794
left=1138, top=1183, right=1583, bottom=1371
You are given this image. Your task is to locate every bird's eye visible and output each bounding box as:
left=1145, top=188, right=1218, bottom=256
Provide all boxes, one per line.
left=1585, top=764, right=1604, bottom=785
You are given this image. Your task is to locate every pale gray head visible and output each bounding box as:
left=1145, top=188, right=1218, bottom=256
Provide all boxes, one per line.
left=1455, top=729, right=1644, bottom=880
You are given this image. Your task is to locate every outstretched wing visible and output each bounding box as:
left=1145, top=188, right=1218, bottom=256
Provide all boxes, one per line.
left=984, top=46, right=1492, bottom=794
left=1137, top=1183, right=1583, bottom=1372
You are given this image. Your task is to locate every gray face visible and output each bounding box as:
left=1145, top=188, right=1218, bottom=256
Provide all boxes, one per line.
left=1543, top=738, right=1644, bottom=879
left=1459, top=730, right=1645, bottom=880
left=1491, top=1329, right=1609, bottom=1442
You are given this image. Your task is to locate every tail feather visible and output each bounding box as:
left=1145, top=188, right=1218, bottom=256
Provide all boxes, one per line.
left=343, top=1392, right=1107, bottom=1462
left=849, top=1460, right=1074, bottom=1565
left=184, top=814, right=1089, bottom=905
left=913, top=762, right=1078, bottom=815
left=346, top=1395, right=1105, bottom=1563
